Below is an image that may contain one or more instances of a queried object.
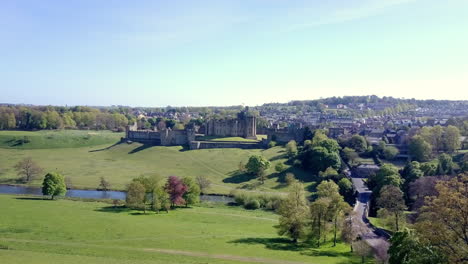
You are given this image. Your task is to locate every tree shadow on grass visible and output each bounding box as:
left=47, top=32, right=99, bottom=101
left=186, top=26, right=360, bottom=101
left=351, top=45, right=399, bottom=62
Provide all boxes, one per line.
left=269, top=154, right=288, bottom=162
left=229, top=237, right=309, bottom=252
left=89, top=142, right=122, bottom=152
left=94, top=206, right=131, bottom=214
left=223, top=171, right=256, bottom=184
left=231, top=237, right=358, bottom=261
left=128, top=144, right=154, bottom=154
left=15, top=197, right=49, bottom=201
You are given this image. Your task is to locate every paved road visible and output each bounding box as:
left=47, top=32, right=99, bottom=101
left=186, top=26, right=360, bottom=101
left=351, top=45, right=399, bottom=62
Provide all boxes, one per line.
left=349, top=170, right=390, bottom=261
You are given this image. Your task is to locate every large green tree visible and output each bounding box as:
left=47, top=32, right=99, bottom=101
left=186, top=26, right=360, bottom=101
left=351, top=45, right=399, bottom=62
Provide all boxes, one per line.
left=377, top=185, right=407, bottom=231
left=276, top=181, right=309, bottom=243
left=409, top=135, right=432, bottom=162
left=389, top=229, right=447, bottom=264
left=42, top=172, right=67, bottom=200
left=182, top=176, right=200, bottom=207
left=415, top=174, right=468, bottom=263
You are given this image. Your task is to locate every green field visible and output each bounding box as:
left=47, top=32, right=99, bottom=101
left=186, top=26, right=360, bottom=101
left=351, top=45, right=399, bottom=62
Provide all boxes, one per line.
left=0, top=130, right=312, bottom=194
left=0, top=130, right=123, bottom=149
left=0, top=195, right=366, bottom=264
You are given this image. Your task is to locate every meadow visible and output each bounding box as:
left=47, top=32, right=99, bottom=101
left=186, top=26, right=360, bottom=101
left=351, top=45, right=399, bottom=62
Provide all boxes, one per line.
left=0, top=194, right=366, bottom=264
left=0, top=130, right=313, bottom=194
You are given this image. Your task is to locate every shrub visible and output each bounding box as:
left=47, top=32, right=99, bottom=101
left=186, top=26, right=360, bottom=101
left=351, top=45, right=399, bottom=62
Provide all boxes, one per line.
left=275, top=163, right=286, bottom=173
left=232, top=190, right=284, bottom=211
left=244, top=198, right=260, bottom=210
left=268, top=141, right=277, bottom=148
left=285, top=173, right=296, bottom=185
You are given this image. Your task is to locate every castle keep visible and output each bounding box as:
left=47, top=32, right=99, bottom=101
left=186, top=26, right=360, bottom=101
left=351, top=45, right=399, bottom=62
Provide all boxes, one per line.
left=205, top=116, right=256, bottom=139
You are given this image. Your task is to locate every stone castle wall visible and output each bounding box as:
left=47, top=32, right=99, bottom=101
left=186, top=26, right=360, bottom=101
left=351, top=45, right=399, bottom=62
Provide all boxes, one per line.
left=190, top=141, right=262, bottom=150
left=205, top=116, right=256, bottom=139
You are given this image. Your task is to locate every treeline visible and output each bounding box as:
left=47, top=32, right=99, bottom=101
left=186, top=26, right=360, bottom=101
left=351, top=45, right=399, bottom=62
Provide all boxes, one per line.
left=0, top=106, right=131, bottom=131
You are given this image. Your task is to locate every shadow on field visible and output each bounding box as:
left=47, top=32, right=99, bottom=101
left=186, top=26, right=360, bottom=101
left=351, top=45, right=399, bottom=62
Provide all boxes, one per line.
left=15, top=197, right=51, bottom=201
left=223, top=171, right=255, bottom=184
left=231, top=237, right=357, bottom=260
left=229, top=237, right=308, bottom=251
left=128, top=144, right=153, bottom=154
left=95, top=206, right=131, bottom=213
left=89, top=142, right=122, bottom=152
left=269, top=153, right=288, bottom=161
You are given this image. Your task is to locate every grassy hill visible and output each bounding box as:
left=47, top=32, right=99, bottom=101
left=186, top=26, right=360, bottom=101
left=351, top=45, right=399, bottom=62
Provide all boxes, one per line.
left=0, top=130, right=123, bottom=149
left=0, top=130, right=313, bottom=194
left=0, top=195, right=365, bottom=264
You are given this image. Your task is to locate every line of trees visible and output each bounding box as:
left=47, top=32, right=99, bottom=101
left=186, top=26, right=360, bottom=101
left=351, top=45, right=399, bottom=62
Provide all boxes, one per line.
left=276, top=180, right=353, bottom=247
left=125, top=175, right=202, bottom=214
left=0, top=106, right=131, bottom=131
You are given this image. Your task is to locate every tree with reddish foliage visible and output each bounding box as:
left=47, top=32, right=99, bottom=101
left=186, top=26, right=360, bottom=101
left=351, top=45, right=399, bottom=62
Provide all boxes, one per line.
left=165, top=176, right=187, bottom=207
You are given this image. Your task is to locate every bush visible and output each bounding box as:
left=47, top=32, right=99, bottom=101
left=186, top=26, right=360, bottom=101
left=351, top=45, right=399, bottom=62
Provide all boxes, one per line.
left=232, top=190, right=284, bottom=211
left=268, top=141, right=277, bottom=148
left=285, top=173, right=296, bottom=185
left=244, top=199, right=260, bottom=210
left=275, top=163, right=286, bottom=173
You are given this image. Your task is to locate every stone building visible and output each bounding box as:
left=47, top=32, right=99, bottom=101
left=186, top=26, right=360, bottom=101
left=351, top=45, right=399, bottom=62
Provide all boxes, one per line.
left=205, top=114, right=257, bottom=139
left=125, top=123, right=195, bottom=146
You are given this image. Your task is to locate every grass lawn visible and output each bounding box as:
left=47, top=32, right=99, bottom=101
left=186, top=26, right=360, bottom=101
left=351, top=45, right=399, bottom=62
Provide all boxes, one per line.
left=0, top=194, right=367, bottom=264
left=0, top=130, right=313, bottom=194
left=0, top=130, right=123, bottom=149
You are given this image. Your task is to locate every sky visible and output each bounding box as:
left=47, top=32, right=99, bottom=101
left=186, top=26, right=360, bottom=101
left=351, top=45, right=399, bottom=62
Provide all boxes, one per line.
left=1, top=0, right=467, bottom=107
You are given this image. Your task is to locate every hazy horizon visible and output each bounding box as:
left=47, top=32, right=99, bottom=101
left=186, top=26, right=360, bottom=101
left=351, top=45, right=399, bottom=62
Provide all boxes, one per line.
left=1, top=0, right=468, bottom=106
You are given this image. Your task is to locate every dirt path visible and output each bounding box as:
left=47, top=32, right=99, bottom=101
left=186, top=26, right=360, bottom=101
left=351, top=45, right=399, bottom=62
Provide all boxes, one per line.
left=0, top=237, right=313, bottom=264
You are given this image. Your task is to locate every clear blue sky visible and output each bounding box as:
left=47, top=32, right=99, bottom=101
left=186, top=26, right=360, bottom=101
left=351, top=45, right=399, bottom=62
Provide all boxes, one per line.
left=1, top=0, right=467, bottom=106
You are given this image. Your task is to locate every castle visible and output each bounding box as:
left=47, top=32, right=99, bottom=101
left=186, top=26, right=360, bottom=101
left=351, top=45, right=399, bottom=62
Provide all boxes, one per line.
left=125, top=110, right=259, bottom=149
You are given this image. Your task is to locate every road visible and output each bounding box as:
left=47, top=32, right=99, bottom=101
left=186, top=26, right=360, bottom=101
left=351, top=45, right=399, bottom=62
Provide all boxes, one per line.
left=349, top=170, right=390, bottom=261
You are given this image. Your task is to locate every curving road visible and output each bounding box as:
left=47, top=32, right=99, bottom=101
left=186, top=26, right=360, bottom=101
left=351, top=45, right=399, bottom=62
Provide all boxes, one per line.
left=348, top=170, right=390, bottom=261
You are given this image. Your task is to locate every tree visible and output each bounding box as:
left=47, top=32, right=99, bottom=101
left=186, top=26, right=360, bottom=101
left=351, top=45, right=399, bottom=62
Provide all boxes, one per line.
left=310, top=197, right=331, bottom=247
left=285, top=140, right=298, bottom=158
left=347, top=135, right=368, bottom=153
left=99, top=176, right=111, bottom=191
left=42, top=172, right=67, bottom=200
left=276, top=181, right=309, bottom=243
left=165, top=176, right=187, bottom=207
left=444, top=125, right=461, bottom=153
left=341, top=211, right=359, bottom=252
left=316, top=180, right=351, bottom=246
left=319, top=167, right=339, bottom=179
left=415, top=174, right=468, bottom=263
left=301, top=146, right=341, bottom=175
left=353, top=239, right=373, bottom=264
left=245, top=155, right=271, bottom=183
left=388, top=229, right=447, bottom=264
left=338, top=178, right=354, bottom=203
left=196, top=175, right=211, bottom=194
left=182, top=177, right=200, bottom=207
left=377, top=185, right=407, bottom=231
left=437, top=153, right=453, bottom=175
left=342, top=147, right=358, bottom=165
left=383, top=146, right=399, bottom=160
left=153, top=185, right=170, bottom=213
left=14, top=157, right=43, bottom=183
left=285, top=173, right=296, bottom=185
left=368, top=164, right=403, bottom=195
left=126, top=181, right=146, bottom=212
left=409, top=135, right=432, bottom=162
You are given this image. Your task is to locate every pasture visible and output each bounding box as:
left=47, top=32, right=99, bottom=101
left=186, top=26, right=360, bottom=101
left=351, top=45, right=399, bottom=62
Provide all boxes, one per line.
left=0, top=195, right=365, bottom=264
left=0, top=130, right=313, bottom=194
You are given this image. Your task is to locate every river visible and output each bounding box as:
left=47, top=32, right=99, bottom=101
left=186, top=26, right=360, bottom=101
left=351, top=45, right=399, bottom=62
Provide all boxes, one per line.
left=0, top=184, right=234, bottom=203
